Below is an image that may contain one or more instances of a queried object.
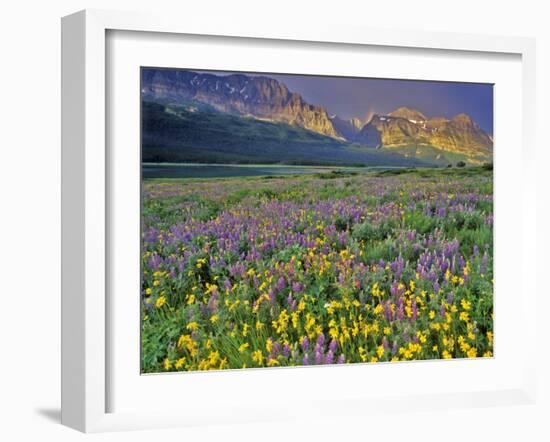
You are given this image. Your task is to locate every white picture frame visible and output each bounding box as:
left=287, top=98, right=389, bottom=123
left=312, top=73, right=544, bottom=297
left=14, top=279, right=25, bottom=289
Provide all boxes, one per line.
left=61, top=9, right=537, bottom=433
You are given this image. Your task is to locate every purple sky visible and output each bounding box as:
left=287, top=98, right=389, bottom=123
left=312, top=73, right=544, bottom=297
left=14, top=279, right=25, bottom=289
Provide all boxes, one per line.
left=196, top=69, right=494, bottom=135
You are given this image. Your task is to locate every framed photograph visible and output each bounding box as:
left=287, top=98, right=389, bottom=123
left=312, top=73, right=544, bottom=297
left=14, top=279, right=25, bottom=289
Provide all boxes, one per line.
left=61, top=9, right=537, bottom=432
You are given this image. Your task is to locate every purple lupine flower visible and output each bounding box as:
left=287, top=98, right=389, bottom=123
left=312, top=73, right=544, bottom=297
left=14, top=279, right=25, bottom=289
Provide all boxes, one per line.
left=268, top=289, right=276, bottom=305
left=480, top=252, right=488, bottom=275
left=223, top=279, right=232, bottom=291
left=292, top=281, right=303, bottom=293
left=315, top=351, right=323, bottom=365
left=317, top=333, right=325, bottom=348
left=282, top=343, right=290, bottom=358
left=286, top=293, right=293, bottom=307
left=397, top=297, right=405, bottom=321
left=148, top=253, right=162, bottom=270
left=329, top=339, right=338, bottom=353
left=391, top=341, right=398, bottom=356
left=384, top=301, right=393, bottom=322
left=301, top=336, right=309, bottom=352
left=390, top=282, right=399, bottom=298
left=272, top=342, right=281, bottom=357
left=303, top=354, right=309, bottom=365
left=290, top=299, right=297, bottom=312
left=207, top=294, right=218, bottom=313
left=276, top=276, right=286, bottom=291
left=325, top=350, right=334, bottom=365
left=337, top=354, right=345, bottom=364
left=336, top=272, right=344, bottom=285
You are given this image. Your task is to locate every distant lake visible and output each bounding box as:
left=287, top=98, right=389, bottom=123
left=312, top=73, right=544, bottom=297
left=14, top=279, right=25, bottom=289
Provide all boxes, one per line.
left=142, top=163, right=352, bottom=179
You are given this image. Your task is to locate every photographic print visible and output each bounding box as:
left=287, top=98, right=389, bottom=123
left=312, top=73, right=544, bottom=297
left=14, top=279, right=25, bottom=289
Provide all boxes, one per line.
left=140, top=68, right=493, bottom=373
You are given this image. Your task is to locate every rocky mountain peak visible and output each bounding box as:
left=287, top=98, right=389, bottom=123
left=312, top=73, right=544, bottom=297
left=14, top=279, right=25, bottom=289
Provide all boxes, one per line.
left=451, top=113, right=475, bottom=127
left=354, top=108, right=492, bottom=161
left=388, top=107, right=427, bottom=122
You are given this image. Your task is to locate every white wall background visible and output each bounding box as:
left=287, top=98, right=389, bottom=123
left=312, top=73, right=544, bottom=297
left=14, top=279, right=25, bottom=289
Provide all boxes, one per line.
left=0, top=1, right=548, bottom=440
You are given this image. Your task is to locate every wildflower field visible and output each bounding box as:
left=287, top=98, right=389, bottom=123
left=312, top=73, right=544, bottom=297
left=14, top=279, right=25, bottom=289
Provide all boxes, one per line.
left=141, top=167, right=493, bottom=373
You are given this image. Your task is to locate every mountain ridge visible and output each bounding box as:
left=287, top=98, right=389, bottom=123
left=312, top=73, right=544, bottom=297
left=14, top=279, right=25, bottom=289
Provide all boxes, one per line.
left=355, top=108, right=493, bottom=161
left=141, top=69, right=493, bottom=163
left=141, top=100, right=435, bottom=167
left=142, top=69, right=341, bottom=139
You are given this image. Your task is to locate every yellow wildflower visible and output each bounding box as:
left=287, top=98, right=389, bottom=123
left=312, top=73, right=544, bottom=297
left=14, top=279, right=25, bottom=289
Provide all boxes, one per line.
left=186, top=321, right=199, bottom=331
left=174, top=357, right=186, bottom=370
left=219, top=358, right=228, bottom=369
left=252, top=350, right=263, bottom=365
left=155, top=296, right=166, bottom=308
left=208, top=351, right=220, bottom=366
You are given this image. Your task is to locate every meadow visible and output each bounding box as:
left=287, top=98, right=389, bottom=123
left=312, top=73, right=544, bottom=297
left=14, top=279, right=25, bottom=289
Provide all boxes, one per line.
left=141, top=167, right=493, bottom=372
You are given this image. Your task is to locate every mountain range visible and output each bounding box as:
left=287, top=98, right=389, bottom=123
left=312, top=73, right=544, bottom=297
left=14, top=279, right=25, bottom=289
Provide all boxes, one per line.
left=142, top=69, right=493, bottom=166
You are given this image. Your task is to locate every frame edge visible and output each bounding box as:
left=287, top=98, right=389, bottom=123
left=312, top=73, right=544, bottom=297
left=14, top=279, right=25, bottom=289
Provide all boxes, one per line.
left=61, top=9, right=108, bottom=433
left=61, top=9, right=87, bottom=432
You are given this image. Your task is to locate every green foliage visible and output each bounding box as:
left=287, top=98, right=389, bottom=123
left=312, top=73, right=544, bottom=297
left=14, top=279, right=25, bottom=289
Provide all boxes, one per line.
left=404, top=211, right=437, bottom=235
left=316, top=170, right=358, bottom=179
